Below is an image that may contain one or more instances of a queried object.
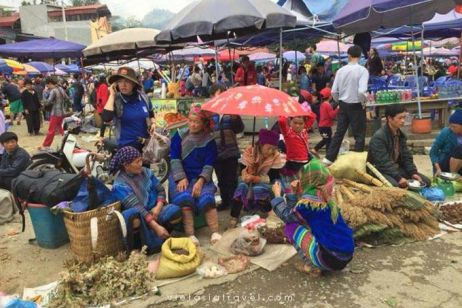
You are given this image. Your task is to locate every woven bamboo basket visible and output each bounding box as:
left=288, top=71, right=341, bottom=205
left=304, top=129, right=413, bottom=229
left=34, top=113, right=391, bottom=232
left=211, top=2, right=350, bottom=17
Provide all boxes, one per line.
left=63, top=202, right=125, bottom=263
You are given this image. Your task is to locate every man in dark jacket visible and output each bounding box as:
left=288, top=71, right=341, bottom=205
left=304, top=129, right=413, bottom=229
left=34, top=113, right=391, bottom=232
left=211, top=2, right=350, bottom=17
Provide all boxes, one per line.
left=71, top=74, right=84, bottom=112
left=0, top=132, right=31, bottom=190
left=367, top=104, right=430, bottom=188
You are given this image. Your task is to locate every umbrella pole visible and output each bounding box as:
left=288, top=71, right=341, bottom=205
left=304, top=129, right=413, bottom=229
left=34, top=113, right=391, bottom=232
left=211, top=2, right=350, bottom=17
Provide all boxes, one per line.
left=411, top=24, right=422, bottom=119
left=215, top=45, right=219, bottom=83
left=227, top=33, right=233, bottom=84
left=279, top=27, right=283, bottom=90
left=137, top=59, right=141, bottom=74
left=337, top=36, right=341, bottom=59
left=251, top=116, right=256, bottom=147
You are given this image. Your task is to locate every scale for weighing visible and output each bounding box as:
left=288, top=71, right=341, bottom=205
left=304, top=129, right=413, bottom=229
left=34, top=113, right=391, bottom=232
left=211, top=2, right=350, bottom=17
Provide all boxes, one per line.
left=438, top=172, right=459, bottom=197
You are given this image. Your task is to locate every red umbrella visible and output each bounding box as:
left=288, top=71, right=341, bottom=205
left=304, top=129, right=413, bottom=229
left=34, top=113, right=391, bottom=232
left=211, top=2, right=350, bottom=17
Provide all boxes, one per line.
left=218, top=50, right=239, bottom=62
left=201, top=85, right=312, bottom=117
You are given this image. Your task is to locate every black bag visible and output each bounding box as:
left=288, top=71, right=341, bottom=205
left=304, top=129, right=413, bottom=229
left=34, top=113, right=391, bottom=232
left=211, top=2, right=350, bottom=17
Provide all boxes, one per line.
left=12, top=170, right=84, bottom=207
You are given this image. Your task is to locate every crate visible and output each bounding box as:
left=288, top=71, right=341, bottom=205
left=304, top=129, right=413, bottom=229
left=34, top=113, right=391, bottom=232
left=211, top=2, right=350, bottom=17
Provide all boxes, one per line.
left=28, top=203, right=69, bottom=249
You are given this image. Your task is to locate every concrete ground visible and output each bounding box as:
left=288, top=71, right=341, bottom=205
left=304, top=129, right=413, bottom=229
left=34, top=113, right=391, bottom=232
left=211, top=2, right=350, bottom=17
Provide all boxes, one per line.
left=0, top=121, right=461, bottom=308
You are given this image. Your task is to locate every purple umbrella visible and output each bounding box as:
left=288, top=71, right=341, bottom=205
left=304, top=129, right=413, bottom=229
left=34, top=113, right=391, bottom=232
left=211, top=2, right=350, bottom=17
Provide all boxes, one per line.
left=333, top=0, right=454, bottom=34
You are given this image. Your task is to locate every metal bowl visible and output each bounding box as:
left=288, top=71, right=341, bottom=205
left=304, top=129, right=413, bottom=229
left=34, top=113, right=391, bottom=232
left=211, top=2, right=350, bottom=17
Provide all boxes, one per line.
left=407, top=179, right=425, bottom=191
left=439, top=172, right=459, bottom=181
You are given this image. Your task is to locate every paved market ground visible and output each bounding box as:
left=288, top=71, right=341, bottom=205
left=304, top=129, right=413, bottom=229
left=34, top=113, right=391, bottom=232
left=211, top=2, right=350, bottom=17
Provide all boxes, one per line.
left=1, top=122, right=461, bottom=308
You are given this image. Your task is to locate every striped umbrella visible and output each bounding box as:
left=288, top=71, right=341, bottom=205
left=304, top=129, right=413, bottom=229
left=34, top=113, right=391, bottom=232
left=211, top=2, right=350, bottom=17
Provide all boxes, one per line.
left=4, top=59, right=24, bottom=71
left=28, top=61, right=55, bottom=73
left=14, top=64, right=41, bottom=76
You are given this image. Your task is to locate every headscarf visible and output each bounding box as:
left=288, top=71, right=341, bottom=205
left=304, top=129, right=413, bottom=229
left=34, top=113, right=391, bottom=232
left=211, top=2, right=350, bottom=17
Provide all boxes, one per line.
left=109, top=146, right=141, bottom=174
left=189, top=103, right=213, bottom=132
left=296, top=159, right=339, bottom=223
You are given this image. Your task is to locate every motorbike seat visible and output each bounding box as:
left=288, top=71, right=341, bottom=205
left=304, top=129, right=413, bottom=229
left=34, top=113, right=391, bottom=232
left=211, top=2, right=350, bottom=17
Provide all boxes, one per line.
left=103, top=138, right=118, bottom=154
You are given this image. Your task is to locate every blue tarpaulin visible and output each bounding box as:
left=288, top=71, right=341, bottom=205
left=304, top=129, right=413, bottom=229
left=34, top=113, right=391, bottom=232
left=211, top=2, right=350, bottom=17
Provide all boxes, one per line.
left=0, top=38, right=85, bottom=59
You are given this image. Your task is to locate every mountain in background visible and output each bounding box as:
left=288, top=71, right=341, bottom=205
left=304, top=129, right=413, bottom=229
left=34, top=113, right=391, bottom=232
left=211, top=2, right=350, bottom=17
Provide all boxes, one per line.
left=142, top=9, right=174, bottom=30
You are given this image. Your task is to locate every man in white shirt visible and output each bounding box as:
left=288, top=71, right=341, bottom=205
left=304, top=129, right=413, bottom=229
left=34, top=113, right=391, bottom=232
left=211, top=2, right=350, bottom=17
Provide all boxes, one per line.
left=323, top=45, right=369, bottom=165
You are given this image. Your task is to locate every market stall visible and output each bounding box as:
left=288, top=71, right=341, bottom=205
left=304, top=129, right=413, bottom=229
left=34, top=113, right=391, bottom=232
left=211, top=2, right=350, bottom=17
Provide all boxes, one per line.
left=367, top=96, right=459, bottom=128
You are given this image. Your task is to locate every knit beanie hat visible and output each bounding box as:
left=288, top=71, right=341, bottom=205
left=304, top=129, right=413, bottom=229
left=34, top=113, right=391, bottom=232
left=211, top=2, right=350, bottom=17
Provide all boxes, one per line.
left=258, top=129, right=279, bottom=146
left=450, top=109, right=462, bottom=125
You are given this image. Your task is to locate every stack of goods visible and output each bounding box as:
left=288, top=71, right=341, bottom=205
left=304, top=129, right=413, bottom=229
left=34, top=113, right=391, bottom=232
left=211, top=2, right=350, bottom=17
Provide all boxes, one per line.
left=335, top=179, right=440, bottom=245
left=49, top=250, right=154, bottom=307
left=438, top=202, right=462, bottom=226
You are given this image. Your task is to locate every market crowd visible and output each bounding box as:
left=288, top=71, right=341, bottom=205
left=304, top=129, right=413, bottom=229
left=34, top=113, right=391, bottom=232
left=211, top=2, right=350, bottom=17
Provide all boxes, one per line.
left=1, top=44, right=462, bottom=275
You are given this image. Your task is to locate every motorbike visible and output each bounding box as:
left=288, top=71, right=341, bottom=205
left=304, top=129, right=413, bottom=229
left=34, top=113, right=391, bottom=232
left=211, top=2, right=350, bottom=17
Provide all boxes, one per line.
left=28, top=116, right=171, bottom=184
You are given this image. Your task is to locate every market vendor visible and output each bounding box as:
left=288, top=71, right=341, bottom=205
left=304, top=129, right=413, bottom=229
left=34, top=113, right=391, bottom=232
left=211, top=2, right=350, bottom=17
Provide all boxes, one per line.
left=169, top=103, right=221, bottom=245
left=367, top=104, right=431, bottom=188
left=102, top=67, right=156, bottom=151
left=271, top=159, right=354, bottom=275
left=111, top=146, right=182, bottom=254
left=430, top=109, right=462, bottom=175
left=0, top=132, right=31, bottom=190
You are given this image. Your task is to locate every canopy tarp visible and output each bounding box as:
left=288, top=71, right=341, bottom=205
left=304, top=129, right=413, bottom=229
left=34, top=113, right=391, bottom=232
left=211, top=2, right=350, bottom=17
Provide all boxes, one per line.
left=0, top=38, right=85, bottom=59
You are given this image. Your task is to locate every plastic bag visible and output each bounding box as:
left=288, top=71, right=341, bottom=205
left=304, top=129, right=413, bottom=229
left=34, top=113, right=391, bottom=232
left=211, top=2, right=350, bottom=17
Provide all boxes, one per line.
left=421, top=187, right=446, bottom=202
left=142, top=132, right=170, bottom=164
left=218, top=255, right=250, bottom=274
left=329, top=151, right=368, bottom=183
left=230, top=230, right=266, bottom=256
left=196, top=261, right=227, bottom=279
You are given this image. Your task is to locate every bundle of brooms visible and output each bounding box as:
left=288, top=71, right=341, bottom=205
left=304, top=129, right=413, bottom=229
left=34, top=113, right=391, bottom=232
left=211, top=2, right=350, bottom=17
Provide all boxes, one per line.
left=334, top=165, right=440, bottom=245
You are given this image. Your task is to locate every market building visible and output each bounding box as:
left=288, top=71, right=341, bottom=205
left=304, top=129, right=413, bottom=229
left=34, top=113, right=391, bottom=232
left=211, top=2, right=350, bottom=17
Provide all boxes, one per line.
left=18, top=3, right=112, bottom=46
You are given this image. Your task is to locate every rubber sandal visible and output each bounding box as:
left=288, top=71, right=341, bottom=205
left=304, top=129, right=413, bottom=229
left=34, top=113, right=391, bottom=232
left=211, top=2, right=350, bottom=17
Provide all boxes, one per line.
left=189, top=235, right=200, bottom=246
left=294, top=262, right=322, bottom=277
left=210, top=232, right=222, bottom=245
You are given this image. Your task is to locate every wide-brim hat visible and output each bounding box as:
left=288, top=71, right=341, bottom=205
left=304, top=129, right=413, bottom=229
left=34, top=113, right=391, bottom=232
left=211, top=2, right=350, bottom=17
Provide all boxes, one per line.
left=108, top=66, right=141, bottom=88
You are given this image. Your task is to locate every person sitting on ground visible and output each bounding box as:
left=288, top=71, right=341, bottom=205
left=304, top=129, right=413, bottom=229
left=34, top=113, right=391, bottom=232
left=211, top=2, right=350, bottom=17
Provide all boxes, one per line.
left=367, top=104, right=431, bottom=188
left=169, top=104, right=221, bottom=245
left=0, top=132, right=31, bottom=190
left=229, top=129, right=285, bottom=228
left=271, top=159, right=354, bottom=276
left=430, top=109, right=462, bottom=176
left=111, top=146, right=182, bottom=254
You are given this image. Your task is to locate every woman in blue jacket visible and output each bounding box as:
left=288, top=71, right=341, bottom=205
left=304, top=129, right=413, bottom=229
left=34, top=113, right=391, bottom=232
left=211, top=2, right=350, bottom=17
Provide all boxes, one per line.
left=430, top=109, right=462, bottom=175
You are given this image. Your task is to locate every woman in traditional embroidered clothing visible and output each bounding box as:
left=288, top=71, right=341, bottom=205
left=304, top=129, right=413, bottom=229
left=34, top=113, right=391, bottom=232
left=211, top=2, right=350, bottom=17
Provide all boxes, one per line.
left=169, top=104, right=221, bottom=245
left=271, top=159, right=354, bottom=275
left=228, top=129, right=285, bottom=228
left=111, top=146, right=182, bottom=254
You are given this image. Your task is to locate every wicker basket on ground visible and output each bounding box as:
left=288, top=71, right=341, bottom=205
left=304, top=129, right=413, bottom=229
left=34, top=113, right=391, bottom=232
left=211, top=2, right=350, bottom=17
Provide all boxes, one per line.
left=63, top=202, right=126, bottom=263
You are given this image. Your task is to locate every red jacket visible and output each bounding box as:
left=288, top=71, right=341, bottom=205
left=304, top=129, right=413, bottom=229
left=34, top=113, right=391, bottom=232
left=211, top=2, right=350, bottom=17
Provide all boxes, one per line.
left=96, top=83, right=109, bottom=113
left=318, top=101, right=339, bottom=127
left=279, top=114, right=316, bottom=162
left=234, top=64, right=257, bottom=86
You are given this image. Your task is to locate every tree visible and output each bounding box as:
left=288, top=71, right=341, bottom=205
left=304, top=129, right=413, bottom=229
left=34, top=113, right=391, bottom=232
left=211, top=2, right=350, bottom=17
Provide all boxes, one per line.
left=125, top=16, right=143, bottom=28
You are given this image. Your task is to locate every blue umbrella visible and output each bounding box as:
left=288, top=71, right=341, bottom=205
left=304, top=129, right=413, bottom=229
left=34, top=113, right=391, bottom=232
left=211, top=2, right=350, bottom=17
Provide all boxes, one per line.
left=55, top=64, right=81, bottom=74
left=333, top=0, right=454, bottom=34
left=28, top=61, right=55, bottom=73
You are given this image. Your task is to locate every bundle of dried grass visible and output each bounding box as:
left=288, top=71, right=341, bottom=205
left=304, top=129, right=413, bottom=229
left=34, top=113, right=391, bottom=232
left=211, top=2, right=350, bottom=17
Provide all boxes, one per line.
left=335, top=180, right=440, bottom=245
left=49, top=249, right=154, bottom=307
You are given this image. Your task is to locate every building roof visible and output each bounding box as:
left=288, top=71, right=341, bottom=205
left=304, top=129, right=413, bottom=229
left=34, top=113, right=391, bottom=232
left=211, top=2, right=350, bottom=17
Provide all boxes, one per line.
left=0, top=12, right=20, bottom=27
left=48, top=4, right=111, bottom=18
